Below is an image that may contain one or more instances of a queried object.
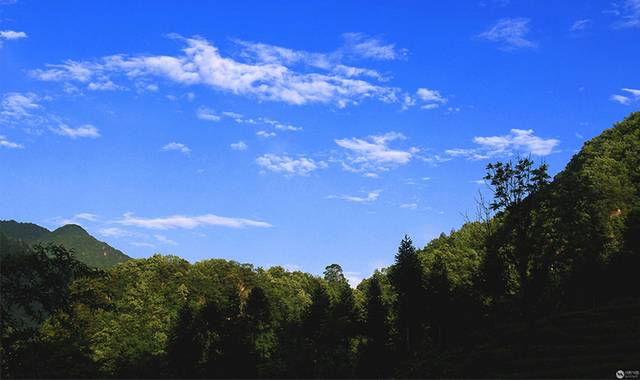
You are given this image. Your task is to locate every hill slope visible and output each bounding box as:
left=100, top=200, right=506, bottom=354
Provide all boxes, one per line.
left=0, top=220, right=50, bottom=242
left=0, top=220, right=130, bottom=269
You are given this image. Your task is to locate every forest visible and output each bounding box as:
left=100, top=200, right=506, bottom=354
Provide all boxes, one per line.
left=1, top=112, right=639, bottom=378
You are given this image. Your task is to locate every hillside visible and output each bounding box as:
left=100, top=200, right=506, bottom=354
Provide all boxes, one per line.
left=0, top=220, right=130, bottom=269
left=0, top=220, right=49, bottom=242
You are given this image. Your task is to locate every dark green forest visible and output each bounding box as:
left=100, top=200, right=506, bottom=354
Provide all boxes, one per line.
left=1, top=112, right=639, bottom=378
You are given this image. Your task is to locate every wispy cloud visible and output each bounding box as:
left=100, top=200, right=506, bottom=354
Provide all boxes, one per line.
left=478, top=18, right=536, bottom=50
left=53, top=124, right=101, bottom=139
left=74, top=213, right=99, bottom=221
left=256, top=153, right=326, bottom=176
left=0, top=30, right=27, bottom=40
left=197, top=108, right=303, bottom=132
left=570, top=19, right=592, bottom=31
left=342, top=32, right=407, bottom=61
left=611, top=0, right=640, bottom=29
left=416, top=88, right=448, bottom=109
left=327, top=190, right=380, bottom=203
left=610, top=88, right=640, bottom=105
left=335, top=131, right=417, bottom=174
left=447, top=129, right=559, bottom=159
left=0, top=135, right=23, bottom=149
left=256, top=130, right=276, bottom=138
left=162, top=142, right=191, bottom=154
left=261, top=117, right=303, bottom=131
left=154, top=234, right=178, bottom=246
left=55, top=212, right=101, bottom=226
left=131, top=242, right=155, bottom=247
left=116, top=212, right=272, bottom=229
left=88, top=80, right=122, bottom=91
left=399, top=203, right=418, bottom=209
left=100, top=227, right=136, bottom=238
left=474, top=129, right=559, bottom=156
left=230, top=141, right=248, bottom=151
left=1, top=92, right=41, bottom=120
left=31, top=34, right=414, bottom=108
left=0, top=30, right=27, bottom=47
left=196, top=106, right=221, bottom=122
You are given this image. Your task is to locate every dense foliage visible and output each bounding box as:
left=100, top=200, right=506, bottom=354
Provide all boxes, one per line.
left=1, top=112, right=639, bottom=378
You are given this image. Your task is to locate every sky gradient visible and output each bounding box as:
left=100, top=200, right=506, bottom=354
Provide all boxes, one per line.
left=1, top=0, right=639, bottom=285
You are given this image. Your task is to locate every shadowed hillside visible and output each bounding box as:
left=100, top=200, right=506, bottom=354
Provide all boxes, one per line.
left=0, top=221, right=130, bottom=269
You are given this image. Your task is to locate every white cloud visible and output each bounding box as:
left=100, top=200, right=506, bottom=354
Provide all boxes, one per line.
left=31, top=35, right=408, bottom=108
left=342, top=33, right=407, bottom=60
left=131, top=242, right=155, bottom=247
left=400, top=203, right=418, bottom=209
left=197, top=108, right=303, bottom=132
left=55, top=213, right=100, bottom=226
left=448, top=129, right=559, bottom=159
left=611, top=88, right=640, bottom=105
left=473, top=129, right=559, bottom=156
left=570, top=19, right=591, bottom=31
left=236, top=33, right=402, bottom=75
left=53, top=124, right=101, bottom=139
left=256, top=153, right=325, bottom=176
left=162, top=142, right=190, bottom=153
left=623, top=88, right=640, bottom=97
left=611, top=94, right=631, bottom=105
left=222, top=111, right=257, bottom=124
left=327, top=190, right=380, bottom=203
left=88, top=80, right=121, bottom=91
left=612, top=0, right=640, bottom=28
left=256, top=130, right=276, bottom=138
left=0, top=30, right=27, bottom=48
left=335, top=131, right=415, bottom=174
left=100, top=227, right=135, bottom=238
left=478, top=18, right=536, bottom=49
left=117, top=212, right=272, bottom=229
left=416, top=87, right=447, bottom=109
left=230, top=141, right=248, bottom=151
left=260, top=117, right=303, bottom=131
left=74, top=213, right=99, bottom=221
left=1, top=92, right=41, bottom=119
left=154, top=234, right=178, bottom=246
left=0, top=135, right=23, bottom=149
left=0, top=30, right=27, bottom=40
left=196, top=106, right=221, bottom=122
left=444, top=148, right=489, bottom=160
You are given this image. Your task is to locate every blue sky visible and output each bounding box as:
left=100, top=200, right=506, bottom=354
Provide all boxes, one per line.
left=1, top=0, right=639, bottom=284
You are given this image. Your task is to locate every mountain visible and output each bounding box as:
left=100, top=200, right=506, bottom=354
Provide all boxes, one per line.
left=0, top=220, right=49, bottom=242
left=0, top=220, right=130, bottom=269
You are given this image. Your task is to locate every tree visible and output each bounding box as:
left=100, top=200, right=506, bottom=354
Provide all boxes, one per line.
left=424, top=255, right=452, bottom=349
left=358, top=274, right=391, bottom=378
left=167, top=304, right=201, bottom=378
left=483, top=157, right=550, bottom=316
left=0, top=242, right=98, bottom=378
left=484, top=157, right=549, bottom=212
left=388, top=235, right=426, bottom=355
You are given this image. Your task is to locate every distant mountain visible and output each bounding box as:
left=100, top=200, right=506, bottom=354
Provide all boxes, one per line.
left=0, top=220, right=130, bottom=269
left=0, top=220, right=49, bottom=242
